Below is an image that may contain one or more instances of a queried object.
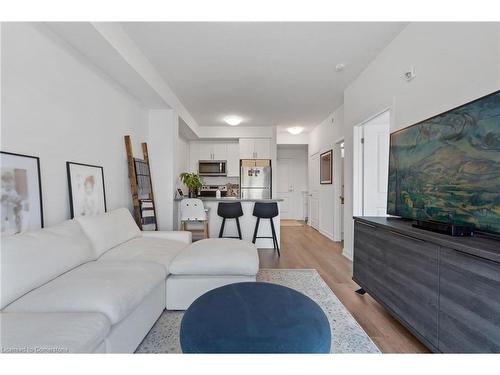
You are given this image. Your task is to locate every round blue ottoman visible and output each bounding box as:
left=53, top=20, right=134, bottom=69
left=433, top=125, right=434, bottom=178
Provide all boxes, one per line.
left=180, top=282, right=331, bottom=353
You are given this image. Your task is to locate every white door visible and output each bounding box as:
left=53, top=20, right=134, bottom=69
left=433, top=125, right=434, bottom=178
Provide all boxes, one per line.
left=333, top=141, right=345, bottom=241
left=309, top=154, right=320, bottom=229
left=239, top=139, right=255, bottom=159
left=254, top=139, right=271, bottom=159
left=277, top=158, right=293, bottom=219
left=340, top=151, right=345, bottom=238
left=362, top=116, right=390, bottom=216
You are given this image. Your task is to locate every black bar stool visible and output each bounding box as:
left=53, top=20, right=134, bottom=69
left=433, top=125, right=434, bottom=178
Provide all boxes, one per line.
left=252, top=202, right=280, bottom=256
left=217, top=202, right=244, bottom=239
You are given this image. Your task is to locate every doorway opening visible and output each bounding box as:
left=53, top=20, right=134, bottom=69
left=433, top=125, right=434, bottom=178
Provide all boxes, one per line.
left=333, top=139, right=345, bottom=241
left=353, top=110, right=391, bottom=217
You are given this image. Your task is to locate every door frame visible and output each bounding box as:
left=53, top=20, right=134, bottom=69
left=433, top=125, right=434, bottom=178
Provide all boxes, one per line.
left=276, top=157, right=293, bottom=220
left=333, top=137, right=344, bottom=241
left=353, top=108, right=391, bottom=217
left=308, top=152, right=320, bottom=230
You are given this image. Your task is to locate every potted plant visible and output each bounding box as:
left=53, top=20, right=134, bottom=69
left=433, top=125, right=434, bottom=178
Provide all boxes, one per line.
left=179, top=172, right=203, bottom=198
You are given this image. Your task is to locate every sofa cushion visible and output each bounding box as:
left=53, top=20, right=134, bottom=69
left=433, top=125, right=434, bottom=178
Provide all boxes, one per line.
left=98, top=236, right=188, bottom=274
left=169, top=238, right=259, bottom=276
left=76, top=208, right=141, bottom=257
left=0, top=220, right=95, bottom=309
left=4, top=260, right=166, bottom=325
left=0, top=312, right=110, bottom=353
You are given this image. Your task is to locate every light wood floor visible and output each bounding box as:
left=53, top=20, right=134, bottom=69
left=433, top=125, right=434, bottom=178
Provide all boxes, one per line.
left=258, top=222, right=430, bottom=353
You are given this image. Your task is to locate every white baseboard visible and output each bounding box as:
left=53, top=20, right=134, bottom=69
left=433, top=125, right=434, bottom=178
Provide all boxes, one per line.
left=319, top=229, right=334, bottom=241
left=342, top=246, right=353, bottom=261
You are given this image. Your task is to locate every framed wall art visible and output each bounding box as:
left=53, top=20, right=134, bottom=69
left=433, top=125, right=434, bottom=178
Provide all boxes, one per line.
left=320, top=150, right=333, bottom=184
left=67, top=162, right=107, bottom=218
left=1, top=151, right=44, bottom=235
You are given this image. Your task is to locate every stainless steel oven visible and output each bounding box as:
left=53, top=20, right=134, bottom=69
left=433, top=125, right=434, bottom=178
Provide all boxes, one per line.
left=198, top=160, right=227, bottom=176
left=200, top=185, right=228, bottom=197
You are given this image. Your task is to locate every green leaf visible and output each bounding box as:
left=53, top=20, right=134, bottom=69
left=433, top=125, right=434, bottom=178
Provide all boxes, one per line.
left=179, top=172, right=203, bottom=189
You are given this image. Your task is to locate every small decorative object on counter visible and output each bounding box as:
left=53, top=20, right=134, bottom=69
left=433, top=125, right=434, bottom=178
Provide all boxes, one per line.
left=216, top=188, right=221, bottom=199
left=179, top=172, right=203, bottom=198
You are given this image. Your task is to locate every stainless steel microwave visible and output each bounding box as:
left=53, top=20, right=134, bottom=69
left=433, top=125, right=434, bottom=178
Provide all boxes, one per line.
left=198, top=160, right=227, bottom=176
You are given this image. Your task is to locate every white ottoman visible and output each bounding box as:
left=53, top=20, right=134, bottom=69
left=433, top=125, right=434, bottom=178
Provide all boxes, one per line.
left=166, top=238, right=259, bottom=310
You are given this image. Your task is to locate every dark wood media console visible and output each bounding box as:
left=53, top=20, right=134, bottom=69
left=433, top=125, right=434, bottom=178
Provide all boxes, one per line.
left=353, top=216, right=500, bottom=353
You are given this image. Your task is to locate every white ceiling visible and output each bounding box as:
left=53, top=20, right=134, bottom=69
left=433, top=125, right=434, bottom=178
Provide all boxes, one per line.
left=121, top=22, right=407, bottom=130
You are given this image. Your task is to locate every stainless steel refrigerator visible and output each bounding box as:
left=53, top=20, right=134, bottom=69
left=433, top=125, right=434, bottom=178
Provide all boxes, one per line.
left=240, top=160, right=272, bottom=199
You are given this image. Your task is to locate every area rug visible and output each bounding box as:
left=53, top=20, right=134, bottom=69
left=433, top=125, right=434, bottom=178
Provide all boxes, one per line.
left=136, top=269, right=380, bottom=353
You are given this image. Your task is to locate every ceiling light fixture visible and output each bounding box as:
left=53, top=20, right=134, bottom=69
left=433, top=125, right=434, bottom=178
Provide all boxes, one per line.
left=224, top=115, right=243, bottom=126
left=335, top=63, right=346, bottom=72
left=287, top=127, right=304, bottom=135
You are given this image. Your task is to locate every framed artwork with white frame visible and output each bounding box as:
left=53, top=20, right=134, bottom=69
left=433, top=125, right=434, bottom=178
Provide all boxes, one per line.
left=320, top=149, right=333, bottom=184
left=66, top=162, right=107, bottom=218
left=1, top=151, right=44, bottom=235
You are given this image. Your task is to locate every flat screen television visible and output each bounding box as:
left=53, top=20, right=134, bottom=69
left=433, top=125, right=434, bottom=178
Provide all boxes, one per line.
left=387, top=90, right=500, bottom=235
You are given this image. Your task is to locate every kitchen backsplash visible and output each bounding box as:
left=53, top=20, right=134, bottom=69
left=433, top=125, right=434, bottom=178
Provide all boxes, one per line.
left=201, top=176, right=239, bottom=185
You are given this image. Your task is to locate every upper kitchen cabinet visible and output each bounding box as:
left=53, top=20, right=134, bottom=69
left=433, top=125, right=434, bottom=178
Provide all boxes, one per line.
left=198, top=142, right=227, bottom=161
left=189, top=141, right=239, bottom=175
left=239, top=139, right=255, bottom=159
left=197, top=143, right=212, bottom=161
left=254, top=139, right=271, bottom=159
left=212, top=143, right=228, bottom=160
left=239, top=138, right=271, bottom=159
left=226, top=142, right=240, bottom=177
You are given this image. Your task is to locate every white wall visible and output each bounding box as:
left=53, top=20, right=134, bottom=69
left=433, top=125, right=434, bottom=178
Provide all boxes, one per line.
left=176, top=135, right=189, bottom=194
left=1, top=23, right=148, bottom=226
left=148, top=109, right=178, bottom=230
left=341, top=22, right=500, bottom=259
left=197, top=126, right=273, bottom=139
left=277, top=131, right=309, bottom=145
left=308, top=106, right=345, bottom=239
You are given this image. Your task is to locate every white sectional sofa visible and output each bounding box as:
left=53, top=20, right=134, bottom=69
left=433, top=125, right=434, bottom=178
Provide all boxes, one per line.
left=0, top=208, right=259, bottom=353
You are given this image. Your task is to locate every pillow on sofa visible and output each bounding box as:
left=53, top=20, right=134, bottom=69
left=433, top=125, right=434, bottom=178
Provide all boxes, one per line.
left=1, top=220, right=95, bottom=309
left=76, top=208, right=141, bottom=257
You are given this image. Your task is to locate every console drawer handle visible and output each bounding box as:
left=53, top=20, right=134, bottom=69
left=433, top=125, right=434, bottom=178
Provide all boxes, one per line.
left=389, top=230, right=425, bottom=243
left=356, top=221, right=376, bottom=229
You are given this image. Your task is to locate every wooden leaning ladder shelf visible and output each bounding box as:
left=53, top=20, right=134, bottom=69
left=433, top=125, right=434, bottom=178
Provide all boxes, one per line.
left=124, top=135, right=158, bottom=231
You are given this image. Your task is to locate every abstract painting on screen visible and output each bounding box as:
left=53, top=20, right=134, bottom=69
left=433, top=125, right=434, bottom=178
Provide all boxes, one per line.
left=387, top=91, right=500, bottom=234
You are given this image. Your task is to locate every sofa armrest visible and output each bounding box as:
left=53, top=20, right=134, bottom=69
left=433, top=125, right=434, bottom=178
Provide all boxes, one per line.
left=141, top=231, right=192, bottom=244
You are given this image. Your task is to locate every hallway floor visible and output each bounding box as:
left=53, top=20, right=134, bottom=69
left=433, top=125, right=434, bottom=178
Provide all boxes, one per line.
left=258, top=223, right=430, bottom=353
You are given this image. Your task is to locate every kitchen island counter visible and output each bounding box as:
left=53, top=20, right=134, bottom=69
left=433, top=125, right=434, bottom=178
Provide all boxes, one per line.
left=174, top=197, right=283, bottom=202
left=174, top=198, right=281, bottom=249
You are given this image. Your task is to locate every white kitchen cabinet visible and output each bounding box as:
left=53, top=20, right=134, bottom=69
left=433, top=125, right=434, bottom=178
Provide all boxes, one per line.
left=197, top=143, right=213, bottom=161
left=196, top=142, right=227, bottom=161
left=189, top=141, right=237, bottom=174
left=239, top=138, right=271, bottom=159
left=226, top=142, right=240, bottom=177
left=239, top=139, right=255, bottom=159
left=254, top=139, right=271, bottom=159
left=212, top=143, right=228, bottom=160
